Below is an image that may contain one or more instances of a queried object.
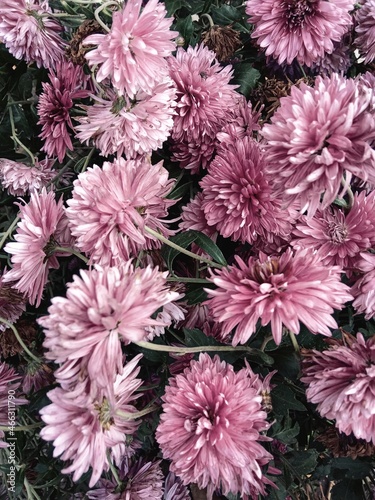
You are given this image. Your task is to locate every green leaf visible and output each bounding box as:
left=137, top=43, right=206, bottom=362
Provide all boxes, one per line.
left=192, top=230, right=227, bottom=266
left=211, top=5, right=242, bottom=25
left=282, top=449, right=319, bottom=477
left=331, top=479, right=364, bottom=500
left=232, top=63, right=261, bottom=98
left=167, top=181, right=193, bottom=200
left=184, top=285, right=210, bottom=305
left=164, top=0, right=186, bottom=16
left=271, top=385, right=306, bottom=416
left=161, top=231, right=198, bottom=270
left=331, top=457, right=373, bottom=480
left=184, top=328, right=220, bottom=347
left=174, top=15, right=195, bottom=46
left=270, top=416, right=299, bottom=444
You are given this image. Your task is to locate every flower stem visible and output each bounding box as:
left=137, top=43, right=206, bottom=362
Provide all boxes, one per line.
left=24, top=477, right=41, bottom=500
left=107, top=451, right=121, bottom=487
left=80, top=147, right=96, bottom=173
left=135, top=341, right=262, bottom=356
left=116, top=404, right=158, bottom=420
left=0, top=215, right=19, bottom=250
left=94, top=2, right=118, bottom=32
left=166, top=277, right=209, bottom=284
left=201, top=13, right=215, bottom=27
left=0, top=423, right=42, bottom=432
left=289, top=331, right=300, bottom=354
left=144, top=226, right=223, bottom=269
left=53, top=246, right=89, bottom=264
left=0, top=318, right=40, bottom=363
left=8, top=96, right=35, bottom=165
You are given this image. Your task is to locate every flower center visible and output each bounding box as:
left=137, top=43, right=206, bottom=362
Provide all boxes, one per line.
left=284, top=0, right=316, bottom=29
left=253, top=257, right=280, bottom=283
left=327, top=221, right=348, bottom=244
left=95, top=398, right=114, bottom=430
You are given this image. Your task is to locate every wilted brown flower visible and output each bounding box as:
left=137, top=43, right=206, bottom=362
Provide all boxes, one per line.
left=201, top=24, right=242, bottom=62
left=0, top=319, right=37, bottom=359
left=317, top=425, right=375, bottom=459
left=66, top=20, right=102, bottom=66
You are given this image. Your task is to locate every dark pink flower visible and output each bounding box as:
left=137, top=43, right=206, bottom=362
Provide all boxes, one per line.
left=262, top=74, right=375, bottom=217
left=0, top=269, right=26, bottom=331
left=156, top=353, right=275, bottom=499
left=0, top=158, right=55, bottom=196
left=206, top=248, right=352, bottom=345
left=164, top=472, right=191, bottom=500
left=291, top=191, right=375, bottom=274
left=0, top=0, right=65, bottom=69
left=355, top=0, right=375, bottom=64
left=3, top=189, right=73, bottom=307
left=39, top=262, right=180, bottom=387
left=301, top=334, right=375, bottom=443
left=66, top=157, right=177, bottom=265
left=38, top=61, right=90, bottom=162
left=246, top=0, right=354, bottom=67
left=40, top=355, right=143, bottom=487
left=84, top=0, right=177, bottom=98
left=200, top=137, right=293, bottom=244
left=351, top=252, right=375, bottom=319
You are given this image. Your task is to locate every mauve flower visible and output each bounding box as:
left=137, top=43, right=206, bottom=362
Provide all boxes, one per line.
left=170, top=137, right=217, bottom=174
left=0, top=362, right=27, bottom=448
left=206, top=248, right=352, bottom=345
left=355, top=0, right=375, bottom=64
left=22, top=361, right=53, bottom=394
left=180, top=192, right=216, bottom=238
left=0, top=269, right=26, bottom=331
left=156, top=353, right=275, bottom=499
left=0, top=158, right=55, bottom=196
left=3, top=189, right=73, bottom=307
left=262, top=74, right=375, bottom=217
left=164, top=472, right=191, bottom=500
left=301, top=334, right=375, bottom=443
left=312, top=39, right=351, bottom=76
left=40, top=355, right=143, bottom=487
left=200, top=137, right=293, bottom=245
left=145, top=296, right=186, bottom=341
left=0, top=0, right=65, bottom=69
left=351, top=252, right=375, bottom=319
left=75, top=80, right=176, bottom=158
left=84, top=0, right=177, bottom=98
left=291, top=191, right=375, bottom=274
left=38, top=61, right=90, bottom=162
left=39, top=262, right=180, bottom=387
left=246, top=0, right=354, bottom=67
left=87, top=458, right=164, bottom=499
left=66, top=157, right=176, bottom=266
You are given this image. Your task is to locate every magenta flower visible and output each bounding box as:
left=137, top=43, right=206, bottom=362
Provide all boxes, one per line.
left=3, top=189, right=73, bottom=307
left=156, top=353, right=275, bottom=499
left=66, top=157, right=176, bottom=266
left=39, top=262, right=181, bottom=387
left=206, top=248, right=352, bottom=345
left=38, top=61, right=90, bottom=162
left=75, top=80, right=176, bottom=159
left=200, top=137, right=294, bottom=245
left=351, top=252, right=375, bottom=320
left=180, top=192, right=216, bottom=238
left=291, top=191, right=375, bottom=274
left=262, top=74, right=375, bottom=217
left=0, top=0, right=65, bottom=69
left=40, top=355, right=143, bottom=487
left=302, top=334, right=375, bottom=443
left=246, top=0, right=354, bottom=67
left=84, top=0, right=177, bottom=98
left=0, top=158, right=55, bottom=196
left=355, top=0, right=375, bottom=64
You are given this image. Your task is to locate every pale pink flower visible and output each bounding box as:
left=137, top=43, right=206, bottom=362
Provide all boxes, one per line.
left=66, top=158, right=176, bottom=266
left=301, top=334, right=375, bottom=443
left=351, top=252, right=375, bottom=319
left=84, top=0, right=177, bottom=98
left=75, top=80, right=176, bottom=158
left=206, top=248, right=352, bottom=345
left=38, top=61, right=90, bottom=162
left=156, top=353, right=275, bottom=499
left=0, top=158, right=55, bottom=196
left=355, top=0, right=375, bottom=64
left=39, top=262, right=181, bottom=387
left=145, top=297, right=186, bottom=341
left=0, top=362, right=27, bottom=448
left=0, top=269, right=26, bottom=331
left=262, top=74, right=375, bottom=217
left=40, top=355, right=143, bottom=487
left=0, top=0, right=65, bottom=69
left=246, top=0, right=354, bottom=67
left=3, top=189, right=73, bottom=307
left=200, top=137, right=293, bottom=244
left=291, top=191, right=375, bottom=274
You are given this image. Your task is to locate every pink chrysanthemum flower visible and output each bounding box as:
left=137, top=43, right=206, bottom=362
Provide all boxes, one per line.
left=261, top=74, right=375, bottom=217
left=301, top=334, right=375, bottom=443
left=0, top=158, right=55, bottom=196
left=39, top=262, right=180, bottom=387
left=66, top=157, right=176, bottom=266
left=0, top=269, right=26, bottom=331
left=0, top=0, right=65, bottom=69
left=200, top=137, right=293, bottom=244
left=145, top=297, right=186, bottom=341
left=3, top=189, right=73, bottom=307
left=355, top=0, right=375, bottom=64
left=87, top=458, right=164, bottom=499
left=246, top=0, right=354, bottom=67
left=206, top=248, right=352, bottom=345
left=22, top=360, right=54, bottom=394
left=83, top=0, right=177, bottom=98
left=75, top=81, right=176, bottom=159
left=164, top=472, right=191, bottom=500
left=312, top=39, right=351, bottom=76
left=40, top=355, right=143, bottom=487
left=156, top=353, right=275, bottom=499
left=291, top=191, right=375, bottom=274
left=180, top=192, right=216, bottom=238
left=38, top=61, right=90, bottom=162
left=0, top=362, right=27, bottom=448
left=351, top=252, right=375, bottom=319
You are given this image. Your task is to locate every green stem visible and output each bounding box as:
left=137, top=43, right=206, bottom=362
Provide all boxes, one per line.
left=166, top=277, right=209, bottom=284
left=0, top=423, right=42, bottom=432
left=107, top=451, right=121, bottom=487
left=289, top=331, right=300, bottom=354
left=24, top=477, right=41, bottom=500
left=144, top=226, right=223, bottom=270
left=201, top=13, right=215, bottom=27
left=135, top=341, right=259, bottom=356
left=8, top=97, right=35, bottom=165
left=260, top=334, right=274, bottom=352
left=0, top=318, right=40, bottom=363
left=0, top=215, right=19, bottom=250
left=341, top=175, right=354, bottom=208
left=80, top=147, right=96, bottom=173
left=94, top=2, right=118, bottom=32
left=116, top=404, right=158, bottom=420
left=53, top=246, right=89, bottom=264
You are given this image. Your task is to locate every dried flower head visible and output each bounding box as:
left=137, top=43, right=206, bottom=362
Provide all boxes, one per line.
left=201, top=24, right=242, bottom=62
left=66, top=20, right=102, bottom=66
